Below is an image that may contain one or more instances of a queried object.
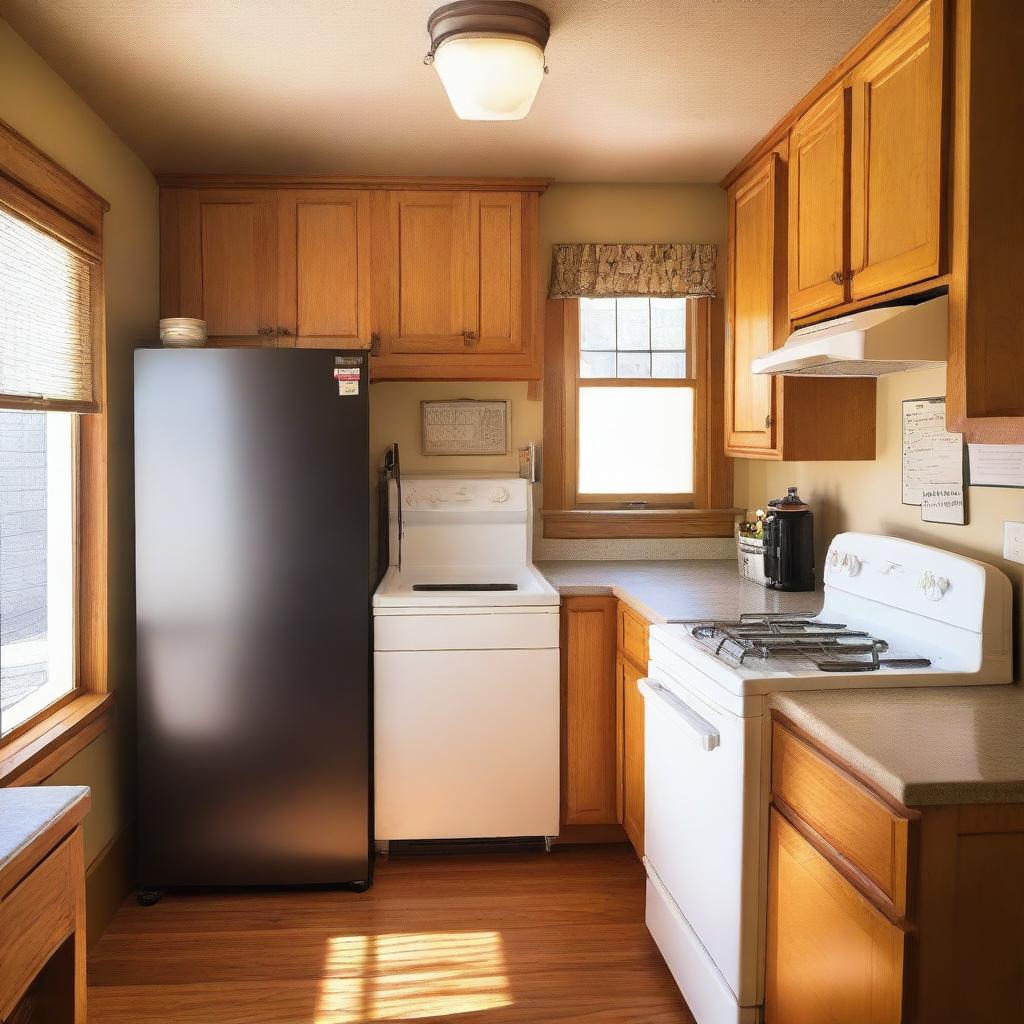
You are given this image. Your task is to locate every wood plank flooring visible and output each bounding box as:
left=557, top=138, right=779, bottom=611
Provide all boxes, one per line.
left=88, top=844, right=695, bottom=1023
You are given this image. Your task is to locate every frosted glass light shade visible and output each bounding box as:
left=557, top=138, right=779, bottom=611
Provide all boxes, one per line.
left=433, top=36, right=545, bottom=120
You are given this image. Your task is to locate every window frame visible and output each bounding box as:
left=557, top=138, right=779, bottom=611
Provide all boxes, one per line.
left=0, top=119, right=111, bottom=784
left=543, top=295, right=737, bottom=539
left=574, top=296, right=699, bottom=510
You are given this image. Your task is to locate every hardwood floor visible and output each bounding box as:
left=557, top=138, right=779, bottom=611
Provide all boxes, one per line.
left=87, top=844, right=694, bottom=1023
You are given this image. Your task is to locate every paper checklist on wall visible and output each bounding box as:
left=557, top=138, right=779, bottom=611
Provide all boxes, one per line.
left=902, top=397, right=965, bottom=524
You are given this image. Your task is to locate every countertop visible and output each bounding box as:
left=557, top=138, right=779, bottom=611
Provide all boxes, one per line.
left=537, top=558, right=1024, bottom=808
left=536, top=558, right=823, bottom=623
left=0, top=785, right=90, bottom=875
left=770, top=686, right=1024, bottom=807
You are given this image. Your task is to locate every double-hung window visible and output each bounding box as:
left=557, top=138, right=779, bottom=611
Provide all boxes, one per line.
left=0, top=120, right=108, bottom=765
left=577, top=297, right=694, bottom=506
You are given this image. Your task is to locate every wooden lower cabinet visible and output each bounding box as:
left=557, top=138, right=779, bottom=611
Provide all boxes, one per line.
left=619, top=655, right=645, bottom=857
left=766, top=809, right=904, bottom=1024
left=768, top=714, right=1024, bottom=1024
left=561, top=596, right=619, bottom=826
left=560, top=596, right=649, bottom=856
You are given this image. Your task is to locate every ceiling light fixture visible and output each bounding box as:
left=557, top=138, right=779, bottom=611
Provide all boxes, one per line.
left=424, top=1, right=550, bottom=121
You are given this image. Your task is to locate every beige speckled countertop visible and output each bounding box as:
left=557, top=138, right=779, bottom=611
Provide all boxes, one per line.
left=536, top=559, right=822, bottom=623
left=771, top=687, right=1024, bottom=807
left=0, top=785, right=90, bottom=873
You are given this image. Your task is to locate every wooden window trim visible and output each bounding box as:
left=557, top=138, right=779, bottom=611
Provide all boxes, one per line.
left=542, top=296, right=737, bottom=539
left=0, top=118, right=111, bottom=785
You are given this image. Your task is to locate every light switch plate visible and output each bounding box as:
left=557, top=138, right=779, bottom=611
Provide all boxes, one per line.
left=1003, top=522, right=1024, bottom=564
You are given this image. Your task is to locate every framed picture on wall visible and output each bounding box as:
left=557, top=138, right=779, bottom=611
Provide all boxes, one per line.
left=421, top=399, right=511, bottom=456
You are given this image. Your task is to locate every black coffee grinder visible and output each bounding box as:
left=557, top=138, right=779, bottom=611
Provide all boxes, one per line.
left=763, top=487, right=815, bottom=592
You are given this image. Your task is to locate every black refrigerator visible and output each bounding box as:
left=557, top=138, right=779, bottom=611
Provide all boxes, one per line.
left=134, top=348, right=371, bottom=891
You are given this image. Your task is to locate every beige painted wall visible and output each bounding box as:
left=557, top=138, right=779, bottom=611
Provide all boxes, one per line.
left=0, top=18, right=160, bottom=922
left=734, top=366, right=1024, bottom=672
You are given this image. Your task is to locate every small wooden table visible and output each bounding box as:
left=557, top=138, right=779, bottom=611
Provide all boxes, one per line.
left=0, top=786, right=90, bottom=1023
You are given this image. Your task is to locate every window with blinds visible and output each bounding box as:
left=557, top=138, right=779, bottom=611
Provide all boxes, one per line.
left=0, top=205, right=96, bottom=409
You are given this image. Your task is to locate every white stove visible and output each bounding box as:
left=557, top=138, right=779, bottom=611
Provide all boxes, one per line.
left=372, top=476, right=560, bottom=847
left=641, top=533, right=1013, bottom=1024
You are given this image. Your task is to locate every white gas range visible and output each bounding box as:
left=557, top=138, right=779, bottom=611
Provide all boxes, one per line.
left=641, top=532, right=1013, bottom=1024
left=373, top=476, right=560, bottom=849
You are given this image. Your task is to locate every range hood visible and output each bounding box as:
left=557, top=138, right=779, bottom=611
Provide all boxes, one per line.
left=752, top=294, right=948, bottom=377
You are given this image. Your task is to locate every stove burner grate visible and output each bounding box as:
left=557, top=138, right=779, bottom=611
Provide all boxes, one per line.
left=678, top=613, right=931, bottom=672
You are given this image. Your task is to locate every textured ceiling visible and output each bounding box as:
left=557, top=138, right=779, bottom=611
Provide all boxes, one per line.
left=2, top=0, right=900, bottom=182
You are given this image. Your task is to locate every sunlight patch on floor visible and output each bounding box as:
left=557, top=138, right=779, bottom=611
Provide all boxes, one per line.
left=315, top=930, right=511, bottom=1022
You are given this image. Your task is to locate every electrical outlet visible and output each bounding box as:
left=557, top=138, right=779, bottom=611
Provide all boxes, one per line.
left=1003, top=522, right=1024, bottom=565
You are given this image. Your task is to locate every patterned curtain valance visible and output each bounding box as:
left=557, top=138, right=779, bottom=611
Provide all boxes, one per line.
left=548, top=242, right=717, bottom=299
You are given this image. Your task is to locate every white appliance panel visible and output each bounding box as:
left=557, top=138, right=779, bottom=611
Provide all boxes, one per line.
left=373, top=609, right=559, bottom=650
left=374, top=648, right=560, bottom=840
left=642, top=663, right=765, bottom=1007
left=646, top=869, right=759, bottom=1024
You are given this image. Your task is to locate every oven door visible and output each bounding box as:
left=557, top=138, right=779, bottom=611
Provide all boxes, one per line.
left=641, top=661, right=764, bottom=1009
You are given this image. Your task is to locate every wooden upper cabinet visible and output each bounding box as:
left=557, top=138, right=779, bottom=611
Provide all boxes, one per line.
left=766, top=809, right=905, bottom=1024
left=469, top=192, right=524, bottom=355
left=727, top=152, right=783, bottom=454
left=378, top=191, right=472, bottom=354
left=160, top=178, right=545, bottom=379
left=170, top=190, right=278, bottom=344
left=788, top=84, right=849, bottom=318
left=849, top=0, right=943, bottom=300
left=277, top=191, right=372, bottom=348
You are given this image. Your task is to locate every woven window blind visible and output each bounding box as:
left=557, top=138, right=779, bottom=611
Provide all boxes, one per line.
left=0, top=205, right=96, bottom=410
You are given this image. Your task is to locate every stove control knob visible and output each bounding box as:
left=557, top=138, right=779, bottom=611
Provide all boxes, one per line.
left=918, top=570, right=950, bottom=602
left=488, top=486, right=511, bottom=504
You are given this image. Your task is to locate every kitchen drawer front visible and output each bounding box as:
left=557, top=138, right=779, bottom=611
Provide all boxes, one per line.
left=771, top=721, right=909, bottom=915
left=617, top=602, right=649, bottom=670
left=0, top=833, right=75, bottom=1017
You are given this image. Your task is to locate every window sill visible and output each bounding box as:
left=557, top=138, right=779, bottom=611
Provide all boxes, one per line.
left=0, top=693, right=113, bottom=787
left=542, top=508, right=741, bottom=540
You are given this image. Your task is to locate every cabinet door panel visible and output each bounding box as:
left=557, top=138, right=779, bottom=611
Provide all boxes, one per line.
left=383, top=191, right=470, bottom=354
left=727, top=152, right=782, bottom=454
left=850, top=0, right=943, bottom=299
left=562, top=597, right=618, bottom=826
left=620, top=656, right=645, bottom=857
left=278, top=191, right=371, bottom=348
left=766, top=810, right=904, bottom=1024
left=471, top=193, right=523, bottom=354
left=789, top=84, right=849, bottom=318
left=179, top=191, right=277, bottom=345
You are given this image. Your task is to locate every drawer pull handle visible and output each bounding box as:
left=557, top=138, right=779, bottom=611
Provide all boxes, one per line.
left=639, top=679, right=720, bottom=751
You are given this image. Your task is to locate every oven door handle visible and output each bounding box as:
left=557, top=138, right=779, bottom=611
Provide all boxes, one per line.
left=639, top=679, right=721, bottom=752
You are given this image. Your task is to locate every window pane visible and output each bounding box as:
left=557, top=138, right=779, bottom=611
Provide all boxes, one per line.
left=651, top=299, right=686, bottom=350
left=652, top=352, right=687, bottom=378
left=617, top=352, right=651, bottom=378
left=580, top=351, right=615, bottom=378
left=615, top=298, right=650, bottom=350
left=0, top=411, right=75, bottom=736
left=578, top=387, right=694, bottom=494
left=579, top=298, right=616, bottom=350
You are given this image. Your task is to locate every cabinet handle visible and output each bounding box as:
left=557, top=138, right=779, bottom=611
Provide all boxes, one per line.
left=370, top=332, right=381, bottom=356
left=257, top=326, right=275, bottom=337
left=830, top=271, right=844, bottom=286
left=276, top=327, right=292, bottom=337
left=846, top=269, right=857, bottom=282
left=765, top=414, right=773, bottom=429
left=462, top=329, right=478, bottom=347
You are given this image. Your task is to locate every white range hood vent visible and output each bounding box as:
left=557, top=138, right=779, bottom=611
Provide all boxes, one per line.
left=752, top=293, right=948, bottom=377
